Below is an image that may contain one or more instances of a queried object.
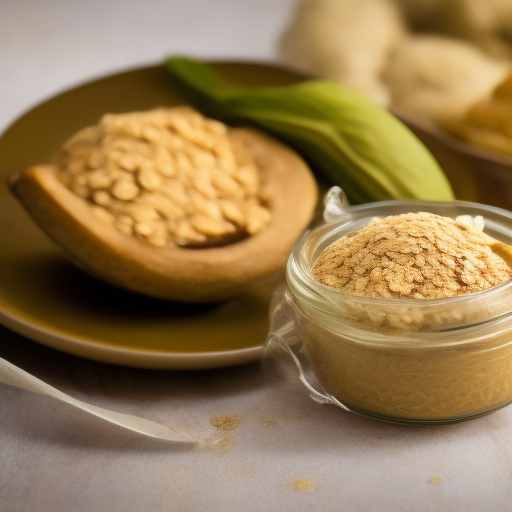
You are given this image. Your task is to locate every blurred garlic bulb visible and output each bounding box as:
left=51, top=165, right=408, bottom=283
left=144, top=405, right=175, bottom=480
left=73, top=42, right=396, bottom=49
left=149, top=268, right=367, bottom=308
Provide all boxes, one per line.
left=280, top=0, right=406, bottom=106
left=384, top=35, right=510, bottom=123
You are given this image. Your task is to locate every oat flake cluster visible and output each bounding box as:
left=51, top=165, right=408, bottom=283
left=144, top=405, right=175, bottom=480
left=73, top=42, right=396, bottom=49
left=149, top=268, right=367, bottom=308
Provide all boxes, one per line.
left=56, top=107, right=272, bottom=247
left=312, top=212, right=512, bottom=299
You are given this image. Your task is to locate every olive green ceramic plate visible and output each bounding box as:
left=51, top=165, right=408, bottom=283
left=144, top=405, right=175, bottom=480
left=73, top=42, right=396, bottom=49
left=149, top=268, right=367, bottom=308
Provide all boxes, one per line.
left=0, top=61, right=303, bottom=369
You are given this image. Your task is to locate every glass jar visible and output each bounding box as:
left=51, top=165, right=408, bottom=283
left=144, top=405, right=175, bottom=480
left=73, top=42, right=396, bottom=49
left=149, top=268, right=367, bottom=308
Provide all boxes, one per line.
left=268, top=188, right=512, bottom=425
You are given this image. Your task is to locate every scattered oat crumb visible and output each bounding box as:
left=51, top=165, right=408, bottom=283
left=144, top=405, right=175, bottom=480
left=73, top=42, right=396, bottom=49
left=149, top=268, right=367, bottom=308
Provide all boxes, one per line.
left=429, top=476, right=443, bottom=485
left=260, top=418, right=277, bottom=426
left=210, top=415, right=242, bottom=431
left=204, top=433, right=237, bottom=453
left=286, top=478, right=315, bottom=492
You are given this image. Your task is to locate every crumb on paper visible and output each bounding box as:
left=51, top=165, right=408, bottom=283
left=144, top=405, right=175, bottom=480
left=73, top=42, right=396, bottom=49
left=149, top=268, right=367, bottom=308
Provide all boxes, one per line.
left=210, top=415, right=242, bottom=431
left=429, top=476, right=443, bottom=485
left=260, top=418, right=277, bottom=426
left=286, top=478, right=315, bottom=492
left=203, top=433, right=237, bottom=453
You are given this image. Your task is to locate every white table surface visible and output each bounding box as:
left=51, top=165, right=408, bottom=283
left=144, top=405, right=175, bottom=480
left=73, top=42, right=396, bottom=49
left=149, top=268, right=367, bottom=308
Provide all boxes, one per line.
left=2, top=1, right=512, bottom=511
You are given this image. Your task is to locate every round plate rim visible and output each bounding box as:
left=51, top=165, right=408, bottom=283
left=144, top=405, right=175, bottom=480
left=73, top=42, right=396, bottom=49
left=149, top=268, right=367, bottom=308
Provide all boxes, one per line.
left=0, top=60, right=299, bottom=369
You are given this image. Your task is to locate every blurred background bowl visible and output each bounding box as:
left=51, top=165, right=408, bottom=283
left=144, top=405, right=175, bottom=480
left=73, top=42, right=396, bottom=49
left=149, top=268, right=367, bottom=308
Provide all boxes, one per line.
left=394, top=107, right=512, bottom=210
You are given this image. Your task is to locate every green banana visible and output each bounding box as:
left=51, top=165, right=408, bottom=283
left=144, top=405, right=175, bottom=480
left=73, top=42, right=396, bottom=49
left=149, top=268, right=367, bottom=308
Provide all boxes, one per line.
left=166, top=56, right=454, bottom=204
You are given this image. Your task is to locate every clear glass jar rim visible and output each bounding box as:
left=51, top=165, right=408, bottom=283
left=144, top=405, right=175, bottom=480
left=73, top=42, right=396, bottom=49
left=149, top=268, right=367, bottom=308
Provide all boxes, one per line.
left=286, top=198, right=512, bottom=337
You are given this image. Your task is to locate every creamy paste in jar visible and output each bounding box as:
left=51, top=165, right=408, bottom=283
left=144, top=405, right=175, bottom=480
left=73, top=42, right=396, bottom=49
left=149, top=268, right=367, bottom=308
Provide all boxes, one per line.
left=300, top=212, right=512, bottom=422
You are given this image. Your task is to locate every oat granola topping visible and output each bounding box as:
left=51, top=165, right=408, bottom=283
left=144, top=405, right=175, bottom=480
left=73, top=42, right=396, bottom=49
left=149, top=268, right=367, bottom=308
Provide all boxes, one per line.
left=56, top=107, right=272, bottom=247
left=312, top=212, right=512, bottom=299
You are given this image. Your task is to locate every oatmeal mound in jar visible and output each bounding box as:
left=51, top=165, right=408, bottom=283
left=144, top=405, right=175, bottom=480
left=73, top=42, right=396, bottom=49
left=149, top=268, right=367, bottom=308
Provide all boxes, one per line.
left=312, top=212, right=512, bottom=300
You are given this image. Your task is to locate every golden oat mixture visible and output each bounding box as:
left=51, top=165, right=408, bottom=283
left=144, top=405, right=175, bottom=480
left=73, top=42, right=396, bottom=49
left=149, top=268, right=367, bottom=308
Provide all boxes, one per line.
left=312, top=212, right=512, bottom=299
left=56, top=107, right=272, bottom=247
